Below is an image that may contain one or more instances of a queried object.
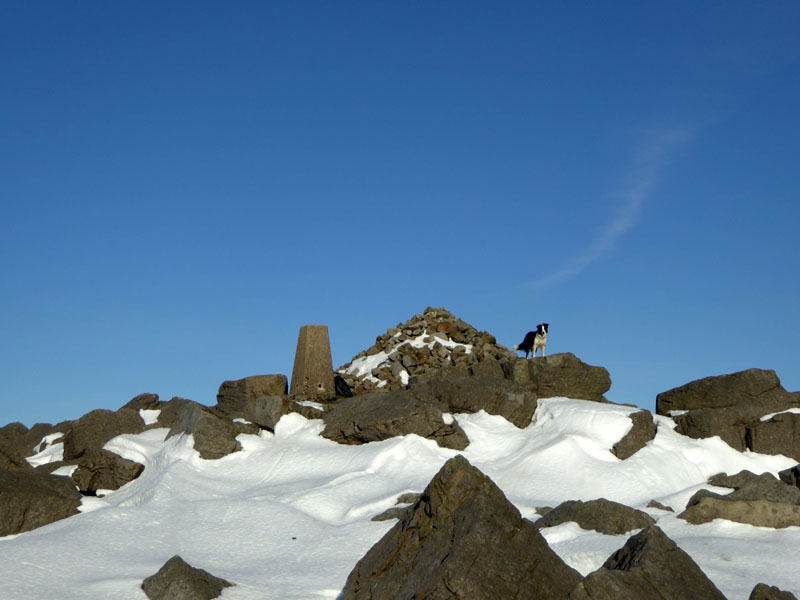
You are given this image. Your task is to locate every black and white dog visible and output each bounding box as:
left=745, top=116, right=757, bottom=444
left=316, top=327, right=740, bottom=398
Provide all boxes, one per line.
left=514, top=323, right=549, bottom=358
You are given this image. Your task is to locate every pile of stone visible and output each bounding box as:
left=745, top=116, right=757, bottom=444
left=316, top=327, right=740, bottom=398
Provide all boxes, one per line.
left=336, top=307, right=518, bottom=394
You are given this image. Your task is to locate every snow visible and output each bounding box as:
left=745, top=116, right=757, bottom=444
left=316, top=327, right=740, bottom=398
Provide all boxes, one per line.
left=138, top=409, right=161, bottom=426
left=26, top=434, right=64, bottom=467
left=3, top=398, right=799, bottom=599
left=760, top=407, right=800, bottom=421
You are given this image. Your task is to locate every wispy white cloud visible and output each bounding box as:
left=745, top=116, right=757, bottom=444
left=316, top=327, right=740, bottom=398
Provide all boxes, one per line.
left=530, top=126, right=692, bottom=289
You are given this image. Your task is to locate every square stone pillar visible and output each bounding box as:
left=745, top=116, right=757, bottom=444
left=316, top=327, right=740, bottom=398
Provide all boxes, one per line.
left=290, top=325, right=335, bottom=397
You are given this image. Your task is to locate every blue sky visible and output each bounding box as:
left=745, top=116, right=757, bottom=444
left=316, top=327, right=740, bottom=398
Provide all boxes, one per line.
left=2, top=2, right=798, bottom=427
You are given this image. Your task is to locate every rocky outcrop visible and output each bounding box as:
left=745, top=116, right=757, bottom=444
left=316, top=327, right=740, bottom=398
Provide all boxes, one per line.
left=513, top=352, right=612, bottom=402
left=679, top=470, right=800, bottom=528
left=166, top=403, right=259, bottom=460
left=62, top=408, right=146, bottom=460
left=568, top=526, right=726, bottom=600
left=612, top=410, right=657, bottom=459
left=0, top=469, right=82, bottom=536
left=779, top=464, right=800, bottom=488
left=749, top=583, right=799, bottom=600
left=215, top=384, right=322, bottom=431
left=341, top=455, right=582, bottom=600
left=410, top=374, right=538, bottom=428
left=657, top=369, right=800, bottom=459
left=142, top=555, right=232, bottom=600
left=69, top=449, right=145, bottom=494
left=321, top=390, right=469, bottom=450
left=1, top=421, right=69, bottom=461
left=216, top=375, right=288, bottom=412
left=336, top=307, right=518, bottom=394
left=534, top=498, right=655, bottom=535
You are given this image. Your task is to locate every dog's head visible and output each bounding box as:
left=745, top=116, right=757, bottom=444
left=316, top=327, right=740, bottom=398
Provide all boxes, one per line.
left=538, top=323, right=549, bottom=335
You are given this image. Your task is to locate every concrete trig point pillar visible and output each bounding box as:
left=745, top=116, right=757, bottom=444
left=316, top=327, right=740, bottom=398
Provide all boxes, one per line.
left=290, top=325, right=335, bottom=397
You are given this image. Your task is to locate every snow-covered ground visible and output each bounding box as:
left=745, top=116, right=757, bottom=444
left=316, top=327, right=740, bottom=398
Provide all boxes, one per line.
left=2, top=398, right=799, bottom=599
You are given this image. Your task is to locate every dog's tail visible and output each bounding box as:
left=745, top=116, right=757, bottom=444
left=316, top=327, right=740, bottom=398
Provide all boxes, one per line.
left=513, top=344, right=519, bottom=350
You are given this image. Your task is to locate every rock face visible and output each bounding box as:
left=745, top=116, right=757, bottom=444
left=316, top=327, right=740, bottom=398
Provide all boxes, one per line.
left=215, top=381, right=322, bottom=431
left=568, top=526, right=726, bottom=600
left=534, top=498, right=655, bottom=535
left=69, top=449, right=145, bottom=494
left=656, top=369, right=800, bottom=459
left=612, top=410, right=657, bottom=460
left=321, top=390, right=469, bottom=450
left=142, top=555, right=232, bottom=600
left=341, top=455, right=582, bottom=600
left=411, top=374, right=538, bottom=428
left=514, top=352, right=612, bottom=402
left=166, top=403, right=258, bottom=460
left=679, top=470, right=800, bottom=528
left=216, top=375, right=289, bottom=414
left=0, top=469, right=82, bottom=536
left=749, top=583, right=799, bottom=600
left=62, top=408, right=146, bottom=460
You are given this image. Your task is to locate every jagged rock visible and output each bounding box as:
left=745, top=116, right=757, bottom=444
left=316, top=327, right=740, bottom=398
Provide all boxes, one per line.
left=341, top=455, right=582, bottom=600
left=513, top=353, right=612, bottom=402
left=708, top=470, right=800, bottom=504
left=679, top=470, right=800, bottom=528
left=534, top=498, right=655, bottom=535
left=62, top=408, right=145, bottom=460
left=779, top=464, right=800, bottom=488
left=142, top=555, right=232, bottom=600
left=612, top=410, right=656, bottom=460
left=411, top=374, right=538, bottom=428
left=568, top=526, right=726, bottom=600
left=746, top=413, right=800, bottom=461
left=0, top=469, right=82, bottom=536
left=656, top=369, right=793, bottom=413
left=121, top=392, right=161, bottom=411
left=215, top=375, right=288, bottom=415
left=216, top=393, right=322, bottom=430
left=0, top=441, right=32, bottom=471
left=680, top=496, right=800, bottom=528
left=749, top=583, right=799, bottom=600
left=1, top=421, right=68, bottom=459
left=166, top=403, right=258, bottom=460
left=646, top=499, right=674, bottom=512
left=70, top=448, right=145, bottom=494
left=321, top=390, right=469, bottom=450
left=658, top=369, right=800, bottom=458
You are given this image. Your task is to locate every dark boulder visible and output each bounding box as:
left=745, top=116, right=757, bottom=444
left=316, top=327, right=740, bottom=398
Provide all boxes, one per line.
left=216, top=394, right=322, bottom=431
left=341, top=455, right=582, bottom=600
left=746, top=413, right=800, bottom=462
left=0, top=469, right=82, bottom=536
left=70, top=449, right=145, bottom=494
left=778, top=464, right=800, bottom=488
left=215, top=375, right=288, bottom=415
left=568, top=526, right=726, bottom=600
left=0, top=441, right=32, bottom=471
left=680, top=471, right=800, bottom=528
left=62, top=408, right=146, bottom=460
left=656, top=369, right=792, bottom=414
left=0, top=421, right=68, bottom=459
left=534, top=498, right=655, bottom=535
left=142, top=555, right=233, bottom=600
left=612, top=410, right=657, bottom=460
left=121, top=392, right=161, bottom=411
left=411, top=374, right=538, bottom=428
left=749, top=583, right=798, bottom=600
left=166, top=403, right=258, bottom=460
left=321, top=390, right=469, bottom=450
left=513, top=353, right=612, bottom=402
left=657, top=369, right=800, bottom=458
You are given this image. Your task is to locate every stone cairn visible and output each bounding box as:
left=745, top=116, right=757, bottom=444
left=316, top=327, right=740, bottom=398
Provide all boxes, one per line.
left=336, top=307, right=518, bottom=395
